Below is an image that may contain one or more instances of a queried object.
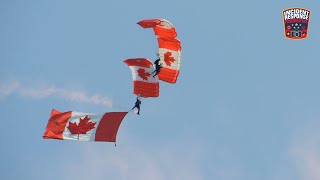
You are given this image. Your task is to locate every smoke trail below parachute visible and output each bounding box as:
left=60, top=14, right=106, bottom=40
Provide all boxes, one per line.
left=0, top=81, right=115, bottom=108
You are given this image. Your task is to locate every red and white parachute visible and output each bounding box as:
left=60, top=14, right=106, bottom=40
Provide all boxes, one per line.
left=124, top=58, right=159, bottom=98
left=137, top=18, right=182, bottom=84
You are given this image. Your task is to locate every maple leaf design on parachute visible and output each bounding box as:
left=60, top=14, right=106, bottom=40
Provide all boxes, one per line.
left=164, top=52, right=175, bottom=66
left=137, top=68, right=151, bottom=80
left=67, top=115, right=96, bottom=140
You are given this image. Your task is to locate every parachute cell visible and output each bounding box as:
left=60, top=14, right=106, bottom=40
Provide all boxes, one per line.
left=137, top=18, right=182, bottom=84
left=124, top=58, right=159, bottom=98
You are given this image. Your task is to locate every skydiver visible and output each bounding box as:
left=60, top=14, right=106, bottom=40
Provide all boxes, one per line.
left=152, top=54, right=162, bottom=78
left=131, top=96, right=142, bottom=115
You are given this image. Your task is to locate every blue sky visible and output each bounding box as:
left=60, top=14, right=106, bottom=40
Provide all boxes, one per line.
left=1, top=0, right=320, bottom=180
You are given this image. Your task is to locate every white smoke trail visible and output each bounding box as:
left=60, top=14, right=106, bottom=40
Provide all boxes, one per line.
left=0, top=81, right=20, bottom=96
left=0, top=81, right=113, bottom=107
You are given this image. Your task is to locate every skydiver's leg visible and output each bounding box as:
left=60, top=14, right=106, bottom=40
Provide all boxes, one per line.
left=154, top=72, right=159, bottom=77
left=153, top=66, right=160, bottom=76
left=153, top=70, right=159, bottom=77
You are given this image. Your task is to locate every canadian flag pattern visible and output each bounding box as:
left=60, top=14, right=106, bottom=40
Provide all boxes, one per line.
left=137, top=19, right=182, bottom=84
left=43, top=109, right=128, bottom=142
left=124, top=58, right=159, bottom=98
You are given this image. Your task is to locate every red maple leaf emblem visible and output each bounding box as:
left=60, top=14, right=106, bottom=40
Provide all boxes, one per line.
left=137, top=68, right=151, bottom=80
left=164, top=52, right=175, bottom=66
left=67, top=115, right=96, bottom=140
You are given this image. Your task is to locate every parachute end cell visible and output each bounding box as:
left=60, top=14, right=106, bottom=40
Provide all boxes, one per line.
left=158, top=68, right=179, bottom=84
left=123, top=58, right=153, bottom=68
left=133, top=81, right=160, bottom=98
left=137, top=19, right=162, bottom=28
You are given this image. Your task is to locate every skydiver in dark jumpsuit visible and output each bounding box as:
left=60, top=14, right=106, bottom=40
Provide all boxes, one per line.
left=131, top=96, right=141, bottom=115
left=152, top=58, right=162, bottom=78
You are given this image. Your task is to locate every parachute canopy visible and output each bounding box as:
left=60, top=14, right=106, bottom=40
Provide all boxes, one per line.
left=124, top=58, right=159, bottom=98
left=137, top=18, right=182, bottom=84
